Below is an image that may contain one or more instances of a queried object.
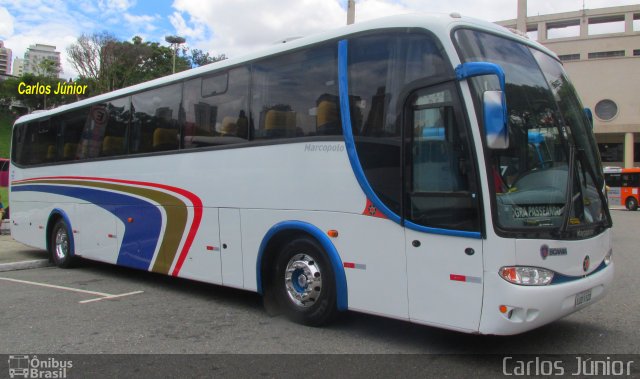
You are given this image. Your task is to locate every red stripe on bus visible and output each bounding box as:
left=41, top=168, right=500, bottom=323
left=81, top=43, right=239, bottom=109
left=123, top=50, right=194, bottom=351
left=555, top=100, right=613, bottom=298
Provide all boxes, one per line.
left=17, top=176, right=203, bottom=277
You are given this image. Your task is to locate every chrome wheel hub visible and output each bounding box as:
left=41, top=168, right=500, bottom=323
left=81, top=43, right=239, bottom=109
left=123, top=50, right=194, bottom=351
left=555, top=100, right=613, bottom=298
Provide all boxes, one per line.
left=284, top=253, right=322, bottom=308
left=55, top=228, right=68, bottom=260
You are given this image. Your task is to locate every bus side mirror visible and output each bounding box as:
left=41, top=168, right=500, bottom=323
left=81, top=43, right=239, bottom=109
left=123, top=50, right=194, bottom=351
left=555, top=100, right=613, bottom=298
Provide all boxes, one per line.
left=484, top=91, right=509, bottom=149
left=584, top=108, right=593, bottom=130
left=455, top=62, right=508, bottom=149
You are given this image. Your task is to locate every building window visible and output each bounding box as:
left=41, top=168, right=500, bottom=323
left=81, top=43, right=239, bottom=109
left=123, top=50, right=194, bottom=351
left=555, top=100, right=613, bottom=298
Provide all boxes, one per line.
left=594, top=99, right=618, bottom=121
left=634, top=49, right=640, bottom=56
left=588, top=50, right=625, bottom=59
left=598, top=143, right=623, bottom=162
left=558, top=53, right=580, bottom=61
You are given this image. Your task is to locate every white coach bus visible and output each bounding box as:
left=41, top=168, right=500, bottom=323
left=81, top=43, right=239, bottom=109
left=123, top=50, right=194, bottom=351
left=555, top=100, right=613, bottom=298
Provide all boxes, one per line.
left=9, top=13, right=613, bottom=335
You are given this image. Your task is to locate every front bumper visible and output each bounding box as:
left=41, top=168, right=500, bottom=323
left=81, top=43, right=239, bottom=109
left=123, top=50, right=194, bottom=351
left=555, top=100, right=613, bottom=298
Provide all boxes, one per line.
left=479, top=262, right=614, bottom=335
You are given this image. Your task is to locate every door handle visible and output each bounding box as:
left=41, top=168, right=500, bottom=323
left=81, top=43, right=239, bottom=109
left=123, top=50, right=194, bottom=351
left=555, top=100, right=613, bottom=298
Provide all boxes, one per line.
left=412, top=240, right=421, bottom=247
left=465, top=248, right=475, bottom=256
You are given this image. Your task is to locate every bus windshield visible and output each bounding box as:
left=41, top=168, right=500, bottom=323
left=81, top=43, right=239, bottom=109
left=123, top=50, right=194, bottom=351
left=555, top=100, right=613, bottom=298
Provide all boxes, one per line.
left=454, top=29, right=611, bottom=237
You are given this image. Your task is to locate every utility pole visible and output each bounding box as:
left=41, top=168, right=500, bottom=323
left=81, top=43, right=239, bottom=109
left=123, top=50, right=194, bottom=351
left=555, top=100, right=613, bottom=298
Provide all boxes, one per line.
left=165, top=35, right=186, bottom=74
left=347, top=0, right=355, bottom=25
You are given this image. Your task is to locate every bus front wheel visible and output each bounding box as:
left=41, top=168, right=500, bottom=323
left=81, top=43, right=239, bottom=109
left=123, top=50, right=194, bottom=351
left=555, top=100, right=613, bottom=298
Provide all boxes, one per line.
left=626, top=197, right=638, bottom=211
left=273, top=237, right=338, bottom=326
left=50, top=219, right=76, bottom=268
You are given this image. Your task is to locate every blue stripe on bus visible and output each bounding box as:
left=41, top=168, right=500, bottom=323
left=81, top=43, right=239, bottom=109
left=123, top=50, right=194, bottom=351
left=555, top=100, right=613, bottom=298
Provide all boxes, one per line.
left=13, top=184, right=162, bottom=270
left=550, top=259, right=609, bottom=285
left=337, top=39, right=400, bottom=225
left=338, top=39, right=482, bottom=239
left=257, top=220, right=348, bottom=312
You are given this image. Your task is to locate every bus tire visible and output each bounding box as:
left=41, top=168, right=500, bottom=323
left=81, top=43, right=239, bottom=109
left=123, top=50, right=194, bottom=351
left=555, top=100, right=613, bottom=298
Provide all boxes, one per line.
left=626, top=197, right=638, bottom=211
left=273, top=236, right=338, bottom=326
left=50, top=219, right=76, bottom=268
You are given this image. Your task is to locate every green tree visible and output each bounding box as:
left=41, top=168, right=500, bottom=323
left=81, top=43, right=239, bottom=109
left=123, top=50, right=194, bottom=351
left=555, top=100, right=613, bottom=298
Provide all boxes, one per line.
left=67, top=33, right=198, bottom=94
left=189, top=49, right=227, bottom=68
left=67, top=32, right=119, bottom=93
left=34, top=58, right=62, bottom=78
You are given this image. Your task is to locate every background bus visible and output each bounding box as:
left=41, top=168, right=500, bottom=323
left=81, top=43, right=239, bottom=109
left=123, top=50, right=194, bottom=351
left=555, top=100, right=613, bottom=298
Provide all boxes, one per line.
left=604, top=167, right=640, bottom=210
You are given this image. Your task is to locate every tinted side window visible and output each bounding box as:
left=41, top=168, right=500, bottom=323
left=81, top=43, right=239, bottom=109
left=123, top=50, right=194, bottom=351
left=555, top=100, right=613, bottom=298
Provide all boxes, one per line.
left=75, top=98, right=130, bottom=159
left=183, top=67, right=250, bottom=148
left=251, top=42, right=339, bottom=140
left=12, top=123, right=27, bottom=165
left=101, top=98, right=130, bottom=157
left=16, top=120, right=56, bottom=165
left=348, top=32, right=447, bottom=214
left=605, top=173, right=622, bottom=187
left=56, top=108, right=88, bottom=161
left=131, top=83, right=182, bottom=154
left=622, top=173, right=640, bottom=187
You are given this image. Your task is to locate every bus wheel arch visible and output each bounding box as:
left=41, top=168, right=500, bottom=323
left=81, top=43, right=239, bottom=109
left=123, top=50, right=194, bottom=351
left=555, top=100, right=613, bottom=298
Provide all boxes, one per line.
left=46, top=210, right=77, bottom=268
left=257, top=221, right=348, bottom=325
left=626, top=196, right=638, bottom=211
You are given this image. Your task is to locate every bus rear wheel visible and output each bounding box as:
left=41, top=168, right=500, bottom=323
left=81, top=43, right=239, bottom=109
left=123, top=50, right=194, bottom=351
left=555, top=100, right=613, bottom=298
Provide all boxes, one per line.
left=626, top=197, right=638, bottom=211
left=273, top=237, right=338, bottom=326
left=50, top=219, right=76, bottom=268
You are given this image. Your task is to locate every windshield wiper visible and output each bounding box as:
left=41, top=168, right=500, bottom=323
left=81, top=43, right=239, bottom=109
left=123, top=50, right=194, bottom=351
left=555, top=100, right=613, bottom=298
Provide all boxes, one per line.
left=575, top=148, right=613, bottom=228
left=559, top=144, right=575, bottom=235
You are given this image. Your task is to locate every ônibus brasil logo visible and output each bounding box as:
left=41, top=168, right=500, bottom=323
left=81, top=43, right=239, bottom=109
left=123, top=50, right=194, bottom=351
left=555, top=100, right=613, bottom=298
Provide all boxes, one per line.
left=8, top=355, right=72, bottom=378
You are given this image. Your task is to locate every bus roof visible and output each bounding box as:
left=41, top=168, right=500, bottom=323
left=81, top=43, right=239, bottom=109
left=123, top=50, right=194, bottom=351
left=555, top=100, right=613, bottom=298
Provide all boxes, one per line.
left=603, top=167, right=640, bottom=173
left=13, top=12, right=554, bottom=126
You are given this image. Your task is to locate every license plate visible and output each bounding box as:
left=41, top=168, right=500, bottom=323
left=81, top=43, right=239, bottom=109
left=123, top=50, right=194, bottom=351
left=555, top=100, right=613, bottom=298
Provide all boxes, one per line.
left=575, top=289, right=592, bottom=307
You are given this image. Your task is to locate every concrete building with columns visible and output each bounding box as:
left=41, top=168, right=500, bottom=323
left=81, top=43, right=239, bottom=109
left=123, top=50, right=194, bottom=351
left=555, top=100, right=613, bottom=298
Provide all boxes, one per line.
left=497, top=1, right=640, bottom=168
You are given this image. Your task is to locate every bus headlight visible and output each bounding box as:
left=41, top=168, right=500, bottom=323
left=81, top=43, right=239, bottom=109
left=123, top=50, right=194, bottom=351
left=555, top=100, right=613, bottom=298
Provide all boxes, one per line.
left=604, top=248, right=613, bottom=265
left=499, top=266, right=554, bottom=286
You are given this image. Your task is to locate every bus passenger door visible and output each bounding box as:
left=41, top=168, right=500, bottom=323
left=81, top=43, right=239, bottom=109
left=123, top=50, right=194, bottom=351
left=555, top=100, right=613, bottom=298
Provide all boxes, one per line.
left=405, top=230, right=483, bottom=331
left=404, top=84, right=484, bottom=331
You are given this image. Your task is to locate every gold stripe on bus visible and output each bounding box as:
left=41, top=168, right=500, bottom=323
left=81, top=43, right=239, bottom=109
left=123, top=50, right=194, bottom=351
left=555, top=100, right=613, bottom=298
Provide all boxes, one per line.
left=19, top=179, right=188, bottom=275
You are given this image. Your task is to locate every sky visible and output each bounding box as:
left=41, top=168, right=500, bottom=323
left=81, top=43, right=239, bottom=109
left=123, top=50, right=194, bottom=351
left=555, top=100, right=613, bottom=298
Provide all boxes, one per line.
left=0, top=0, right=638, bottom=79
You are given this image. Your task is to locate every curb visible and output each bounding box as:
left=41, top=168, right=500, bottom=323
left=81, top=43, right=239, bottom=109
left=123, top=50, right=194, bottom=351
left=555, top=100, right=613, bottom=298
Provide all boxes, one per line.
left=0, top=259, right=52, bottom=272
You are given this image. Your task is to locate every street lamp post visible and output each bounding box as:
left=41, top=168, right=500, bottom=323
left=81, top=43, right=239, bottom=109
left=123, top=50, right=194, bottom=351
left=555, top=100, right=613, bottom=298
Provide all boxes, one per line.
left=165, top=35, right=186, bottom=74
left=347, top=0, right=355, bottom=25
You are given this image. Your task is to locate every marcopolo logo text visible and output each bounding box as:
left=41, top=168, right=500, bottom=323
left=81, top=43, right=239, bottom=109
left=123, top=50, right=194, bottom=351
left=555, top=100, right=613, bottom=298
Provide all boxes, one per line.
left=304, top=144, right=345, bottom=153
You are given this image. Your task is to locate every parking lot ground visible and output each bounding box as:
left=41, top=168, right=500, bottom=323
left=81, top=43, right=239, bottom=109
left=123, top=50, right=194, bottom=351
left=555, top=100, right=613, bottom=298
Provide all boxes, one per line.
left=0, top=235, right=48, bottom=264
left=0, top=235, right=51, bottom=272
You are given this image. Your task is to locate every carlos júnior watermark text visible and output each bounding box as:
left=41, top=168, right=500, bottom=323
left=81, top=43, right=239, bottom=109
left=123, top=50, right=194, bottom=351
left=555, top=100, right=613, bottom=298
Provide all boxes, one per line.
left=503, top=356, right=634, bottom=376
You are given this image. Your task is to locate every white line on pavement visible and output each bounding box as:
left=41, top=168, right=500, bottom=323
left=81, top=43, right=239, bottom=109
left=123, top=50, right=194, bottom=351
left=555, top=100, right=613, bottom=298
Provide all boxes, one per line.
left=0, top=276, right=143, bottom=303
left=79, top=290, right=145, bottom=304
